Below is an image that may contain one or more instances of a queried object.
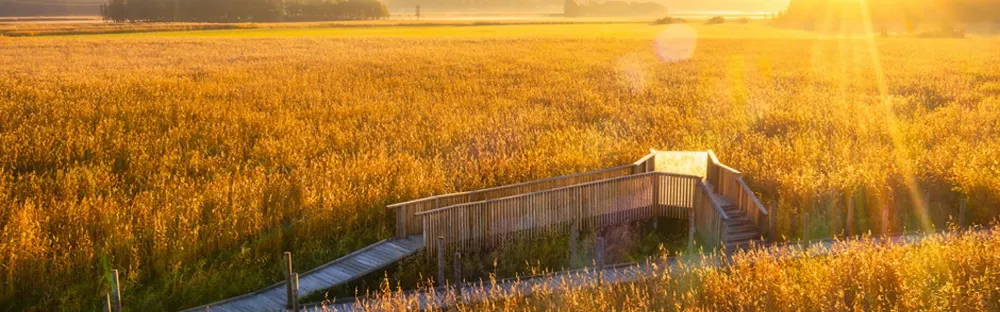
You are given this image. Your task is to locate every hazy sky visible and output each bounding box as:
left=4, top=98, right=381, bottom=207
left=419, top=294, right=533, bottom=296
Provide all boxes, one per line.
left=657, top=0, right=791, bottom=13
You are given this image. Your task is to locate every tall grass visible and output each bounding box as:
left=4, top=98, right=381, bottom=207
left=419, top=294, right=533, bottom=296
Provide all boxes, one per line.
left=352, top=227, right=997, bottom=311
left=1, top=27, right=999, bottom=310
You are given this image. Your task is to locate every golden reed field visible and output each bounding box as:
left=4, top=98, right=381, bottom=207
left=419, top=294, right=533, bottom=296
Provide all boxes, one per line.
left=1, top=23, right=999, bottom=310
left=336, top=228, right=1000, bottom=311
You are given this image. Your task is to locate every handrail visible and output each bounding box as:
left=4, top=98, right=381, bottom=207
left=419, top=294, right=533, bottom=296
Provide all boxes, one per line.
left=699, top=181, right=729, bottom=220
left=389, top=152, right=657, bottom=238
left=632, top=151, right=655, bottom=167
left=705, top=149, right=769, bottom=242
left=387, top=161, right=643, bottom=209
left=707, top=149, right=741, bottom=175
left=736, top=176, right=768, bottom=216
left=418, top=170, right=704, bottom=254
left=415, top=171, right=701, bottom=216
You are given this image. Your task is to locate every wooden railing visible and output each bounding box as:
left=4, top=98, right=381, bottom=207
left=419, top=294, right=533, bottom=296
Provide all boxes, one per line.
left=632, top=151, right=656, bottom=173
left=415, top=172, right=706, bottom=254
left=706, top=150, right=769, bottom=238
left=694, top=182, right=729, bottom=246
left=389, top=152, right=657, bottom=238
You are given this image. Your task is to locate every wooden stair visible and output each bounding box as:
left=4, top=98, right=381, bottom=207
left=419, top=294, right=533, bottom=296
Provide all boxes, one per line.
left=721, top=203, right=762, bottom=250
left=708, top=192, right=762, bottom=250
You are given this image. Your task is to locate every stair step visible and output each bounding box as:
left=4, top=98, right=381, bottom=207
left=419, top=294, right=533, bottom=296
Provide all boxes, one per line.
left=726, top=223, right=758, bottom=234
left=725, top=212, right=747, bottom=219
left=726, top=230, right=762, bottom=241
left=725, top=216, right=753, bottom=225
left=709, top=192, right=733, bottom=207
left=722, top=206, right=744, bottom=213
left=725, top=239, right=762, bottom=250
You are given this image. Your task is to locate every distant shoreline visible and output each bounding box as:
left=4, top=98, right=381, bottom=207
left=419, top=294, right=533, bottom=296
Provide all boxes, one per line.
left=0, top=10, right=776, bottom=24
left=0, top=16, right=101, bottom=23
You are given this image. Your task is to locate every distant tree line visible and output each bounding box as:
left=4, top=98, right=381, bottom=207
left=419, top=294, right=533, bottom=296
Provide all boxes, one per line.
left=0, top=0, right=102, bottom=17
left=564, top=0, right=666, bottom=17
left=777, top=0, right=1000, bottom=32
left=387, top=0, right=556, bottom=11
left=100, top=0, right=390, bottom=22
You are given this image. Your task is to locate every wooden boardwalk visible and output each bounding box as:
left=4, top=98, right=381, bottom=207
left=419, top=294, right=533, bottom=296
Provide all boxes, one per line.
left=180, top=150, right=769, bottom=311
left=181, top=236, right=423, bottom=312
left=409, top=150, right=769, bottom=258
left=303, top=231, right=945, bottom=312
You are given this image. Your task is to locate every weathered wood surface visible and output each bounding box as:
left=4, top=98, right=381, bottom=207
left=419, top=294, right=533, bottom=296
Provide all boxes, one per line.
left=180, top=236, right=423, bottom=312
left=303, top=231, right=945, bottom=312
left=653, top=151, right=708, bottom=178
left=706, top=150, right=770, bottom=239
left=185, top=150, right=767, bottom=311
left=694, top=183, right=729, bottom=247
left=416, top=172, right=704, bottom=256
left=305, top=260, right=672, bottom=312
left=389, top=152, right=658, bottom=238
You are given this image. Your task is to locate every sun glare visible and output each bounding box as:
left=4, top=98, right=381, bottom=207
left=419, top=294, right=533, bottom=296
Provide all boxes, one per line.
left=654, top=24, right=698, bottom=63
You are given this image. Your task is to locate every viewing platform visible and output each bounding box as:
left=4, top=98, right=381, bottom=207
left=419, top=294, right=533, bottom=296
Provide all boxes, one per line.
left=187, top=149, right=769, bottom=311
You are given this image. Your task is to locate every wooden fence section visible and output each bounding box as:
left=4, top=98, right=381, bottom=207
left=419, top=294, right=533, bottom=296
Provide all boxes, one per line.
left=694, top=183, right=729, bottom=246
left=706, top=150, right=770, bottom=238
left=416, top=172, right=704, bottom=255
left=389, top=152, right=658, bottom=238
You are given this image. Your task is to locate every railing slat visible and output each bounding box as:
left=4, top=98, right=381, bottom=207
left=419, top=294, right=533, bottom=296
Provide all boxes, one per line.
left=705, top=150, right=769, bottom=243
left=388, top=157, right=653, bottom=237
left=415, top=172, right=729, bottom=255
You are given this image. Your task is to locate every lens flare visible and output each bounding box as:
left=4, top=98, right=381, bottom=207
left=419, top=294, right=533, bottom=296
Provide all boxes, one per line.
left=654, top=24, right=697, bottom=63
left=615, top=54, right=646, bottom=94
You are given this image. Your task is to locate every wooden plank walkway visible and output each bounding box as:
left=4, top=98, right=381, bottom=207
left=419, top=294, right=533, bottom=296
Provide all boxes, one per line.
left=181, top=235, right=423, bottom=312
left=653, top=151, right=708, bottom=178
left=303, top=231, right=948, bottom=312
left=182, top=150, right=767, bottom=311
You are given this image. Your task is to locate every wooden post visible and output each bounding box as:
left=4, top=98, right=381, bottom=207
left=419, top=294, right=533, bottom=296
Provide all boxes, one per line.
left=569, top=221, right=579, bottom=268
left=396, top=207, right=406, bottom=239
left=291, top=273, right=300, bottom=312
left=453, top=251, right=462, bottom=284
left=768, top=201, right=775, bottom=242
left=687, top=212, right=695, bottom=252
left=102, top=292, right=112, bottom=312
left=284, top=252, right=294, bottom=309
left=453, top=251, right=462, bottom=299
left=802, top=212, right=810, bottom=247
left=596, top=235, right=605, bottom=285
left=437, top=236, right=445, bottom=285
left=846, top=195, right=855, bottom=237
left=959, top=197, right=967, bottom=228
left=652, top=173, right=660, bottom=222
left=110, top=269, right=121, bottom=312
left=596, top=236, right=605, bottom=270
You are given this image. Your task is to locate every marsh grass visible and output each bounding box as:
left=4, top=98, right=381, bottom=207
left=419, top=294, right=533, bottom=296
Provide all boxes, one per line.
left=326, top=227, right=1000, bottom=311
left=2, top=25, right=1000, bottom=310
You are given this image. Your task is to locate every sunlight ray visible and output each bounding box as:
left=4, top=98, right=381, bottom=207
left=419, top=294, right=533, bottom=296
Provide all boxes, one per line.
left=857, top=0, right=933, bottom=232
